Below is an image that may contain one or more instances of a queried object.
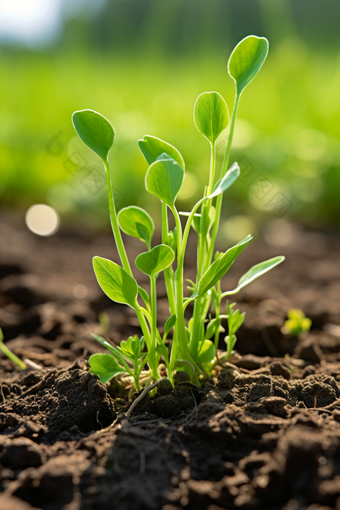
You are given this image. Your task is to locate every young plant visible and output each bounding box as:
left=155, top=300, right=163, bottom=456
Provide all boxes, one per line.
left=72, top=35, right=285, bottom=389
left=0, top=328, right=27, bottom=370
left=282, top=309, right=312, bottom=336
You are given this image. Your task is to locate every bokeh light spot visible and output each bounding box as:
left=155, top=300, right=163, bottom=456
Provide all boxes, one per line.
left=73, top=284, right=88, bottom=299
left=25, top=204, right=60, bottom=236
left=263, top=219, right=293, bottom=247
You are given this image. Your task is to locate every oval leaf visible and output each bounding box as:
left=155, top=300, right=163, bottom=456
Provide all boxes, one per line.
left=227, top=303, right=246, bottom=337
left=135, top=244, right=175, bottom=278
left=93, top=256, right=138, bottom=308
left=145, top=158, right=184, bottom=208
left=72, top=109, right=114, bottom=161
left=164, top=315, right=177, bottom=339
left=194, top=91, right=229, bottom=144
left=223, top=256, right=285, bottom=296
left=228, top=36, right=269, bottom=95
left=89, top=353, right=125, bottom=384
left=118, top=206, right=154, bottom=249
left=205, top=318, right=222, bottom=340
left=196, top=339, right=215, bottom=363
left=138, top=135, right=184, bottom=168
left=197, top=235, right=252, bottom=297
left=138, top=285, right=150, bottom=308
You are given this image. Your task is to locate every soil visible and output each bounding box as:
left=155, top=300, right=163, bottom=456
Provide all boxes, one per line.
left=0, top=211, right=340, bottom=510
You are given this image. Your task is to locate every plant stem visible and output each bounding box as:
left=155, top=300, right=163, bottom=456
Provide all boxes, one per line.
left=0, top=330, right=26, bottom=370
left=103, top=160, right=152, bottom=354
left=189, top=141, right=216, bottom=358
left=169, top=208, right=201, bottom=381
left=207, top=94, right=240, bottom=265
left=149, top=276, right=160, bottom=380
left=172, top=209, right=186, bottom=355
left=104, top=160, right=131, bottom=272
left=214, top=281, right=221, bottom=351
left=161, top=202, right=176, bottom=315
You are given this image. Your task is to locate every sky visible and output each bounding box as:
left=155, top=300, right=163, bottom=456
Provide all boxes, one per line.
left=0, top=0, right=106, bottom=47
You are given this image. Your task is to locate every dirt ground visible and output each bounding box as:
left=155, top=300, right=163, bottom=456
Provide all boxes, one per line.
left=0, top=211, right=340, bottom=510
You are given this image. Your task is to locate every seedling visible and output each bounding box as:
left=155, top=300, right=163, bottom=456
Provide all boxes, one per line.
left=282, top=309, right=312, bottom=336
left=72, top=35, right=285, bottom=388
left=0, top=328, right=27, bottom=370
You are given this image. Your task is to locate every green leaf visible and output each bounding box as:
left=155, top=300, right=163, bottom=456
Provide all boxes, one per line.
left=118, top=206, right=154, bottom=249
left=193, top=214, right=201, bottom=234
left=89, top=353, right=126, bottom=384
left=164, top=315, right=177, bottom=339
left=120, top=336, right=134, bottom=357
left=287, top=308, right=305, bottom=321
left=196, top=339, right=215, bottom=363
left=156, top=343, right=169, bottom=361
left=227, top=306, right=245, bottom=337
left=209, top=162, right=240, bottom=198
left=205, top=318, right=223, bottom=340
left=138, top=285, right=150, bottom=308
left=135, top=244, right=175, bottom=278
left=194, top=91, right=229, bottom=144
left=72, top=109, right=114, bottom=161
left=145, top=158, right=184, bottom=208
left=93, top=256, right=138, bottom=309
left=120, top=335, right=142, bottom=358
left=138, top=135, right=184, bottom=168
left=222, top=256, right=285, bottom=296
left=228, top=36, right=269, bottom=96
left=165, top=230, right=177, bottom=254
left=197, top=235, right=252, bottom=297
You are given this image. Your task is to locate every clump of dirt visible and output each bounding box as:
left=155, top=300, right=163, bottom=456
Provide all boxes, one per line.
left=0, top=363, right=116, bottom=442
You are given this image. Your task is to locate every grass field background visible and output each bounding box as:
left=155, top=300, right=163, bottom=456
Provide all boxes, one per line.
left=1, top=0, right=340, bottom=233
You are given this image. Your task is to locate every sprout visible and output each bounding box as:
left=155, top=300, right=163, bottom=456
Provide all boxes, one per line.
left=71, top=35, right=284, bottom=389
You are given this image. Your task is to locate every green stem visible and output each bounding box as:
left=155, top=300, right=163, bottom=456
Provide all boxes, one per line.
left=189, top=297, right=203, bottom=357
left=207, top=94, right=240, bottom=265
left=103, top=160, right=152, bottom=355
left=162, top=202, right=176, bottom=315
left=208, top=141, right=216, bottom=194
left=169, top=208, right=201, bottom=381
left=214, top=281, right=221, bottom=351
left=150, top=276, right=160, bottom=380
left=104, top=160, right=131, bottom=272
left=0, top=335, right=26, bottom=371
left=190, top=142, right=216, bottom=358
left=173, top=209, right=186, bottom=354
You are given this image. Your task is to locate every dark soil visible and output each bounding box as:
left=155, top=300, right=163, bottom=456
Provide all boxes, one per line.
left=0, top=212, right=340, bottom=510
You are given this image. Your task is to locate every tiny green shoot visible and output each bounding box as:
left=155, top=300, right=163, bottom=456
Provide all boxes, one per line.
left=282, top=309, right=312, bottom=336
left=72, top=35, right=285, bottom=389
left=0, top=328, right=27, bottom=370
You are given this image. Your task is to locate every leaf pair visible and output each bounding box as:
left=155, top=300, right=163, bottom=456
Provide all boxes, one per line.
left=193, top=36, right=269, bottom=143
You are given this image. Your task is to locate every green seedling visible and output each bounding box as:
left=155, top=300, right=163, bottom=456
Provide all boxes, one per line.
left=0, top=328, right=27, bottom=370
left=282, top=309, right=312, bottom=336
left=72, top=35, right=285, bottom=389
left=224, top=302, right=246, bottom=358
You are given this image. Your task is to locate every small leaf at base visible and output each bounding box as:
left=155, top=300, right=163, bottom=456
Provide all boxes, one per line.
left=89, top=353, right=125, bottom=384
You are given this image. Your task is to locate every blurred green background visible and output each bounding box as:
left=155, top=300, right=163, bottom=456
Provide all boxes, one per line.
left=1, top=0, right=340, bottom=237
